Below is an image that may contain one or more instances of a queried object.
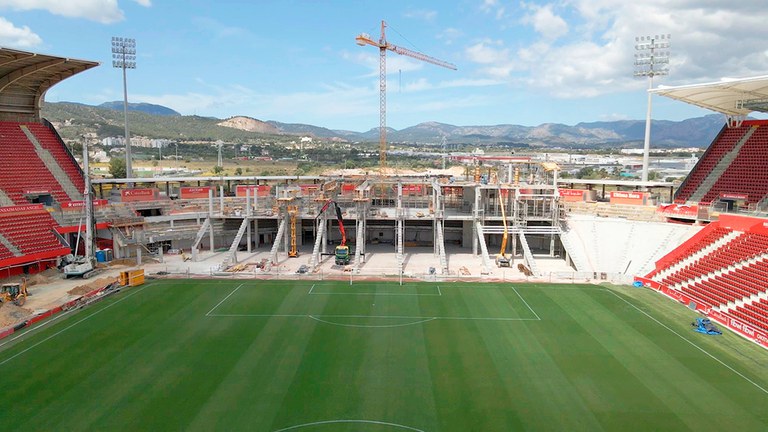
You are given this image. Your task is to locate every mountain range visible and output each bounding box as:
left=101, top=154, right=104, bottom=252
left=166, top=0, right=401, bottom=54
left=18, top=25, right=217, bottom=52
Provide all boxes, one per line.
left=42, top=101, right=727, bottom=149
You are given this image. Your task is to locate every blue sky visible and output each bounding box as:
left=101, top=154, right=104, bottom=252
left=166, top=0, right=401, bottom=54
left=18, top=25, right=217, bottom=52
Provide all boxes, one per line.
left=2, top=0, right=768, bottom=131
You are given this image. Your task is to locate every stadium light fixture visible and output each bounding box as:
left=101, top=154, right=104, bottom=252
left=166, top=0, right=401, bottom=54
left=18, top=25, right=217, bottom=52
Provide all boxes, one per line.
left=634, top=34, right=670, bottom=183
left=112, top=36, right=136, bottom=181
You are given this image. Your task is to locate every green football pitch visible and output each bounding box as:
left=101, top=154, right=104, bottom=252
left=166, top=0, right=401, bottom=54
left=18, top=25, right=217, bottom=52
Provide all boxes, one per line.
left=1, top=279, right=766, bottom=431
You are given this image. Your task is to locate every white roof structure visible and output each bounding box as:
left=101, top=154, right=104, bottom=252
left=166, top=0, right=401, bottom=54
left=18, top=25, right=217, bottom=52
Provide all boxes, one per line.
left=652, top=76, right=768, bottom=125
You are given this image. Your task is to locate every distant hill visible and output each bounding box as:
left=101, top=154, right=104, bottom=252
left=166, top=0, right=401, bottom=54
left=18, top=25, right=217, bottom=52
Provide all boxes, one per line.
left=99, top=101, right=181, bottom=116
left=41, top=101, right=727, bottom=148
left=219, top=116, right=280, bottom=134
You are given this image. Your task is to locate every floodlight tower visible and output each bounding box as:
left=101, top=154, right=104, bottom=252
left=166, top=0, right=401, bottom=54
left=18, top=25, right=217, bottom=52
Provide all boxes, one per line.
left=112, top=37, right=136, bottom=180
left=634, top=34, right=670, bottom=183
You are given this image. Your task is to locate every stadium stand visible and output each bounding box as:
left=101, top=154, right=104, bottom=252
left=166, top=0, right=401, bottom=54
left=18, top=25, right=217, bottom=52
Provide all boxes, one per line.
left=645, top=215, right=768, bottom=335
left=0, top=48, right=97, bottom=277
left=675, top=120, right=768, bottom=205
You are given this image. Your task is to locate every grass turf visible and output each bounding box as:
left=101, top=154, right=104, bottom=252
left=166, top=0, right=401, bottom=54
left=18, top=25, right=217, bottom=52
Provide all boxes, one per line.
left=0, top=279, right=766, bottom=431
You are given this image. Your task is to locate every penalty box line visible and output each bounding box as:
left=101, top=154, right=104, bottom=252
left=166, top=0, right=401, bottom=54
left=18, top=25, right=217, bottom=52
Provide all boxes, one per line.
left=307, top=284, right=442, bottom=297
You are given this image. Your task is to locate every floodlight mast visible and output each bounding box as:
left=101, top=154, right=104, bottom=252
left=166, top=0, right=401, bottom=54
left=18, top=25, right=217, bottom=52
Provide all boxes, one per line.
left=112, top=37, right=136, bottom=183
left=634, top=34, right=670, bottom=183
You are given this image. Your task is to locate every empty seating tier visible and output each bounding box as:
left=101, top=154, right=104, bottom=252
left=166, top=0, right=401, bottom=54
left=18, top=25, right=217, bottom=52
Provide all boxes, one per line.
left=0, top=205, right=69, bottom=258
left=0, top=121, right=84, bottom=205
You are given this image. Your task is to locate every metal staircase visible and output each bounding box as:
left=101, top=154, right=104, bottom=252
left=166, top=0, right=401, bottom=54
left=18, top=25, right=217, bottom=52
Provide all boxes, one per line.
left=559, top=230, right=589, bottom=271
left=354, top=217, right=365, bottom=271
left=474, top=221, right=492, bottom=274
left=309, top=217, right=327, bottom=271
left=518, top=232, right=540, bottom=276
left=191, top=217, right=211, bottom=260
left=222, top=218, right=250, bottom=268
left=436, top=220, right=448, bottom=274
left=270, top=218, right=287, bottom=263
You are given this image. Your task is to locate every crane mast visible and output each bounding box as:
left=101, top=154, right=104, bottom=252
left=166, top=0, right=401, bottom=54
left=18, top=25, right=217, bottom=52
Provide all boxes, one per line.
left=356, top=20, right=456, bottom=171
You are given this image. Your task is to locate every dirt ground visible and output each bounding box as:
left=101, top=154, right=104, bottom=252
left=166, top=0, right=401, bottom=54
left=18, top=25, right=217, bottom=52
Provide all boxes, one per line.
left=0, top=303, right=32, bottom=328
left=67, top=277, right=119, bottom=296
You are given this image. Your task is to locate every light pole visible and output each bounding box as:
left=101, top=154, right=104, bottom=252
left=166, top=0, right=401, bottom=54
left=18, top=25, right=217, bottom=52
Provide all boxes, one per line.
left=634, top=34, right=670, bottom=183
left=112, top=36, right=136, bottom=181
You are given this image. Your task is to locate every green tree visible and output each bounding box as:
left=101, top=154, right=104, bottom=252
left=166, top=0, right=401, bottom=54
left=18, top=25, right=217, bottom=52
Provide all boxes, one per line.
left=212, top=165, right=224, bottom=175
left=234, top=167, right=243, bottom=176
left=109, top=157, right=126, bottom=178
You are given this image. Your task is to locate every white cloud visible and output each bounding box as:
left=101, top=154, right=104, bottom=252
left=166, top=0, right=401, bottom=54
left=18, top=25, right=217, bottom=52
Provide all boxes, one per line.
left=132, top=0, right=151, bottom=6
left=404, top=9, right=437, bottom=22
left=0, top=17, right=42, bottom=47
left=465, top=39, right=509, bottom=64
left=479, top=0, right=505, bottom=19
left=465, top=0, right=768, bottom=99
left=437, top=27, right=462, bottom=45
left=0, top=0, right=124, bottom=23
left=522, top=4, right=568, bottom=41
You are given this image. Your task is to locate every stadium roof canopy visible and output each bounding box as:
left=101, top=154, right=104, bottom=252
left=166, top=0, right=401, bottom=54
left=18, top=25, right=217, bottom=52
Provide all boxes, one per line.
left=651, top=75, right=768, bottom=126
left=0, top=47, right=98, bottom=120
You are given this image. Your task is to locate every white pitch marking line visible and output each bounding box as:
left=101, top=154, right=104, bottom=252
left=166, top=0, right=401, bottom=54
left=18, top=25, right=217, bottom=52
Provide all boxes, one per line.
left=308, top=292, right=440, bottom=296
left=208, top=313, right=537, bottom=321
left=0, top=285, right=149, bottom=367
left=205, top=284, right=243, bottom=316
left=308, top=284, right=315, bottom=294
left=273, top=419, right=424, bottom=432
left=308, top=316, right=437, bottom=328
left=511, top=286, right=541, bottom=321
left=437, top=285, right=442, bottom=296
left=607, top=290, right=768, bottom=395
left=0, top=307, right=78, bottom=350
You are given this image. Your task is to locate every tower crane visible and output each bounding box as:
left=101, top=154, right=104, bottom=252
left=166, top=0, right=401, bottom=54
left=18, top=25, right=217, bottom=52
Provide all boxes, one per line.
left=356, top=20, right=456, bottom=171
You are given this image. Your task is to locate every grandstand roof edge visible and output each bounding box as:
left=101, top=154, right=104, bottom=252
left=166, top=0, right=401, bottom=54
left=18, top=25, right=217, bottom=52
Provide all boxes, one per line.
left=0, top=47, right=99, bottom=120
left=651, top=75, right=768, bottom=116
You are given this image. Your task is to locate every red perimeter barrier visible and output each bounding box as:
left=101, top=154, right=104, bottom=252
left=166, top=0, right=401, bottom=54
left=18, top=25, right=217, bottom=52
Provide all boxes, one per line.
left=0, top=283, right=114, bottom=342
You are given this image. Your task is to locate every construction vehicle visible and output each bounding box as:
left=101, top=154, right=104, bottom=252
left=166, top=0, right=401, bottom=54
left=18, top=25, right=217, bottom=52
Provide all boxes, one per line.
left=62, top=256, right=100, bottom=279
left=1, top=278, right=29, bottom=307
left=496, top=189, right=511, bottom=267
left=318, top=200, right=350, bottom=265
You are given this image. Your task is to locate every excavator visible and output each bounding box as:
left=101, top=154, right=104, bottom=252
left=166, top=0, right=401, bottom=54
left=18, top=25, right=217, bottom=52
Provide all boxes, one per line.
left=1, top=278, right=29, bottom=307
left=496, top=190, right=511, bottom=267
left=317, top=200, right=350, bottom=265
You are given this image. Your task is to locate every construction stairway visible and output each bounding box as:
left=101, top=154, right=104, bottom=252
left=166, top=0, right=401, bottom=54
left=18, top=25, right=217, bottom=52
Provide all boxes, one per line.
left=517, top=232, right=540, bottom=276
left=191, top=218, right=211, bottom=260
left=222, top=218, right=250, bottom=269
left=309, top=217, right=327, bottom=271
left=270, top=218, right=287, bottom=264
left=474, top=221, right=493, bottom=274
left=436, top=220, right=448, bottom=274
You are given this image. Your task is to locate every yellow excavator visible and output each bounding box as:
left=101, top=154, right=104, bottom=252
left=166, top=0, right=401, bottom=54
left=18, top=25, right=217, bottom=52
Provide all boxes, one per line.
left=1, top=278, right=29, bottom=307
left=496, top=190, right=511, bottom=267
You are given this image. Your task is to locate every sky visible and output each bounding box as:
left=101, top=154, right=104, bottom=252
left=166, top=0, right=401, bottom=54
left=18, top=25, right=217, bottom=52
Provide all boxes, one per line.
left=1, top=0, right=768, bottom=132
